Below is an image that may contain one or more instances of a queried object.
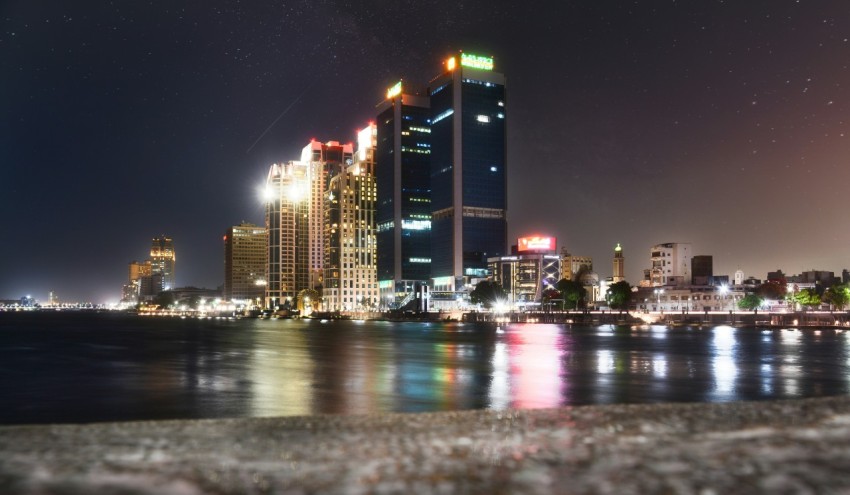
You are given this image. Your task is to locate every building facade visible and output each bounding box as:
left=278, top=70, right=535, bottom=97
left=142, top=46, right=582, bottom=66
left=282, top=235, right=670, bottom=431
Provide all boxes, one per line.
left=559, top=247, right=593, bottom=282
left=150, top=236, right=175, bottom=291
left=265, top=161, right=310, bottom=309
left=489, top=254, right=560, bottom=308
left=691, top=255, right=713, bottom=286
left=122, top=259, right=152, bottom=303
left=376, top=81, right=433, bottom=307
left=650, top=242, right=692, bottom=286
left=429, top=52, right=507, bottom=293
left=224, top=222, right=267, bottom=303
left=300, top=140, right=354, bottom=291
left=323, top=125, right=379, bottom=311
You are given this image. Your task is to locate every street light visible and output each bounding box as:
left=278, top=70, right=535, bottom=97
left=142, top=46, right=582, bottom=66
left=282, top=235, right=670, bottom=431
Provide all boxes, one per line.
left=654, top=289, right=664, bottom=311
left=719, top=284, right=729, bottom=311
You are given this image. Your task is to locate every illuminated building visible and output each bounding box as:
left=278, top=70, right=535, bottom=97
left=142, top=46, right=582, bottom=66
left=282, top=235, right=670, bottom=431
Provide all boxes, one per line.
left=650, top=242, right=692, bottom=286
left=265, top=161, right=310, bottom=309
left=122, top=259, right=151, bottom=302
left=633, top=285, right=744, bottom=312
left=613, top=244, right=625, bottom=283
left=429, top=52, right=507, bottom=293
left=323, top=124, right=379, bottom=311
left=376, top=80, right=432, bottom=307
left=559, top=247, right=593, bottom=281
left=150, top=236, right=175, bottom=291
left=224, top=222, right=267, bottom=303
left=264, top=141, right=354, bottom=310
left=489, top=237, right=559, bottom=308
left=301, top=140, right=354, bottom=291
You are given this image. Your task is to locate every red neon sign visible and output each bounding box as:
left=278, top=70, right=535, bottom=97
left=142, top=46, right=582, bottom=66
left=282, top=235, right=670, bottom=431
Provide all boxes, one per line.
left=517, top=236, right=556, bottom=252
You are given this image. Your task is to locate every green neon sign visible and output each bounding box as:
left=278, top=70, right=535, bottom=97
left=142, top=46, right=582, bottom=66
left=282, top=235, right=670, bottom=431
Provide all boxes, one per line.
left=460, top=53, right=494, bottom=71
left=386, top=80, right=402, bottom=99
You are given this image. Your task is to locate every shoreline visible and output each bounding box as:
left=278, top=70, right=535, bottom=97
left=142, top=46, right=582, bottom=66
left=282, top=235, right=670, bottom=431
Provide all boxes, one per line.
left=5, top=307, right=850, bottom=330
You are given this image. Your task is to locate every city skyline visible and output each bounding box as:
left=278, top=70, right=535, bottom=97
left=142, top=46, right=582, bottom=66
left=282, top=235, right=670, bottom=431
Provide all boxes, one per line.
left=3, top=1, right=849, bottom=302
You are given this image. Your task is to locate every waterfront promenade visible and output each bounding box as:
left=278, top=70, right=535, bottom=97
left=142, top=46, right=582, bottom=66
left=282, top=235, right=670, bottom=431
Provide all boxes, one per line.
left=3, top=396, right=850, bottom=494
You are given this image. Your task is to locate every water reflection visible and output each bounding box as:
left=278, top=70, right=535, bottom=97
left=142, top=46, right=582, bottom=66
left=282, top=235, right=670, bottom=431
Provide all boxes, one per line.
left=503, top=324, right=564, bottom=409
left=2, top=313, right=850, bottom=424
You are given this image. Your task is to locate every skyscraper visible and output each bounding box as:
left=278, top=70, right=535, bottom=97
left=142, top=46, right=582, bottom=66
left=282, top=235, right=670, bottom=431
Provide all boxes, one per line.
left=324, top=124, right=379, bottom=311
left=150, top=236, right=175, bottom=291
left=376, top=80, right=432, bottom=305
left=224, top=222, right=267, bottom=303
left=300, top=140, right=354, bottom=291
left=264, top=141, right=354, bottom=311
left=265, top=161, right=310, bottom=309
left=613, top=244, right=625, bottom=283
left=428, top=52, right=507, bottom=292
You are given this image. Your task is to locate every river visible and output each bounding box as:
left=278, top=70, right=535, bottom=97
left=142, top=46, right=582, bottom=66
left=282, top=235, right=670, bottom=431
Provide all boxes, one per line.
left=1, top=311, right=848, bottom=424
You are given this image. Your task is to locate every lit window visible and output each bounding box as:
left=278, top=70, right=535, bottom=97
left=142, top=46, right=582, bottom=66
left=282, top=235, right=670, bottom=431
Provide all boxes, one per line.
left=476, top=115, right=490, bottom=123
left=490, top=166, right=497, bottom=172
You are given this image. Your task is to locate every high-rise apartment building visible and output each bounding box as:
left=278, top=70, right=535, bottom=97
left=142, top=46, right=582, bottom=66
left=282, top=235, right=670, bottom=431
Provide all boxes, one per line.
left=650, top=242, right=692, bottom=286
left=224, top=222, right=267, bottom=303
left=265, top=161, right=310, bottom=309
left=301, top=140, right=354, bottom=291
left=150, top=236, right=175, bottom=291
left=612, top=244, right=625, bottom=283
left=428, top=52, right=507, bottom=292
left=324, top=125, right=379, bottom=311
left=376, top=80, right=432, bottom=305
left=122, top=259, right=152, bottom=302
left=264, top=141, right=354, bottom=311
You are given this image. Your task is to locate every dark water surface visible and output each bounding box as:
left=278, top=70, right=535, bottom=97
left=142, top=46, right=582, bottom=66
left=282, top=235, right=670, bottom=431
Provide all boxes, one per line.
left=1, top=312, right=849, bottom=425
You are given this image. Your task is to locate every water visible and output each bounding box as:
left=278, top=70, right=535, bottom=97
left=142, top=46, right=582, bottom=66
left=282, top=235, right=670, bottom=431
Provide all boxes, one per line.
left=1, top=312, right=849, bottom=425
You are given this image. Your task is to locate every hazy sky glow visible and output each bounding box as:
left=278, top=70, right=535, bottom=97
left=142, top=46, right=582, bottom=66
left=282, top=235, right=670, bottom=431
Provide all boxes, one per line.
left=2, top=1, right=849, bottom=302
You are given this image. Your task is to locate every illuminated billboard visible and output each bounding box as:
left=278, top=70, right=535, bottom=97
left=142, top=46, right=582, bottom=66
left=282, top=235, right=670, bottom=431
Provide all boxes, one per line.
left=386, top=80, right=402, bottom=99
left=460, top=53, right=494, bottom=71
left=517, top=236, right=556, bottom=253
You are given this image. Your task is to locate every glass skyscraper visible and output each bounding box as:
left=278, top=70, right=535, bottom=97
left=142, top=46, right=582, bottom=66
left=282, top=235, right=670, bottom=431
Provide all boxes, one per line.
left=376, top=82, right=432, bottom=306
left=428, top=53, right=507, bottom=292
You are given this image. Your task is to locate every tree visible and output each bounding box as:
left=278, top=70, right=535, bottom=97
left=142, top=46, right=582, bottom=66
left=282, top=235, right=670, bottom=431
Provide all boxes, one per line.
left=556, top=278, right=586, bottom=310
left=794, top=288, right=822, bottom=309
left=738, top=294, right=763, bottom=311
left=153, top=291, right=176, bottom=310
left=605, top=281, right=632, bottom=310
left=823, top=284, right=850, bottom=310
left=469, top=281, right=507, bottom=309
left=755, top=282, right=786, bottom=301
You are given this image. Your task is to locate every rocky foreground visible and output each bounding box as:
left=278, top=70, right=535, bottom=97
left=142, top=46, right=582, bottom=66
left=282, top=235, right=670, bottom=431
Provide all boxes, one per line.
left=3, top=397, right=850, bottom=494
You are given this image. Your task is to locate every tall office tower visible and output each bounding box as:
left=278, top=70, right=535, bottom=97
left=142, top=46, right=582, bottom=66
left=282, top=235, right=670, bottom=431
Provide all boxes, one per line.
left=612, top=244, right=625, bottom=283
left=428, top=52, right=507, bottom=292
left=150, top=236, right=175, bottom=291
left=650, top=242, right=692, bottom=286
left=376, top=80, right=432, bottom=305
left=301, top=140, right=354, bottom=291
left=224, top=222, right=267, bottom=304
left=324, top=124, right=379, bottom=311
left=265, top=161, right=310, bottom=309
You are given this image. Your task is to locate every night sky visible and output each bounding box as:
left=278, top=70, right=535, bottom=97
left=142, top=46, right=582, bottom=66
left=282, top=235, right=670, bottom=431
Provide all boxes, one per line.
left=3, top=1, right=849, bottom=303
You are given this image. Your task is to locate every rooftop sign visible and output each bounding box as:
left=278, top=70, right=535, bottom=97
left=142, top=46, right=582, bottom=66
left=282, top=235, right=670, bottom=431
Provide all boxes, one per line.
left=460, top=53, right=494, bottom=71
left=386, top=80, right=402, bottom=99
left=517, top=236, right=556, bottom=253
